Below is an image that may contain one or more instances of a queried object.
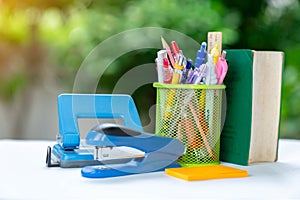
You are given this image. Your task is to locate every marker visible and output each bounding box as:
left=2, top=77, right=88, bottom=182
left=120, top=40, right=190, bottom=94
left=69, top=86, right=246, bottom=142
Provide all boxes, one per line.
left=216, top=50, right=228, bottom=84
left=194, top=42, right=207, bottom=68
left=204, top=55, right=218, bottom=149
left=205, top=54, right=218, bottom=85
left=171, top=55, right=184, bottom=84
left=161, top=36, right=175, bottom=67
left=163, top=58, right=173, bottom=84
left=156, top=50, right=167, bottom=83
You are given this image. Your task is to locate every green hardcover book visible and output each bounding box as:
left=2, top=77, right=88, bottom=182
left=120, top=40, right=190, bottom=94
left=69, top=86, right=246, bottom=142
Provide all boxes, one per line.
left=220, top=50, right=284, bottom=165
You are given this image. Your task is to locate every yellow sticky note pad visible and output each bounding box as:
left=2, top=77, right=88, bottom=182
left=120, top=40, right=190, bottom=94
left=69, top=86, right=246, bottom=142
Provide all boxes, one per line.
left=165, top=165, right=248, bottom=181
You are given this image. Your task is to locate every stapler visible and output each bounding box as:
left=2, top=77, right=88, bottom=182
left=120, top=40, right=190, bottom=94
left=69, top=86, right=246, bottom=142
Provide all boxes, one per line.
left=81, top=123, right=185, bottom=178
left=46, top=94, right=144, bottom=168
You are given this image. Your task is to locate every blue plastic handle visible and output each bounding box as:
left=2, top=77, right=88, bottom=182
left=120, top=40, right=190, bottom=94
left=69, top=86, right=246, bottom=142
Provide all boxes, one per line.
left=57, top=94, right=143, bottom=149
left=81, top=161, right=181, bottom=178
left=81, top=124, right=185, bottom=178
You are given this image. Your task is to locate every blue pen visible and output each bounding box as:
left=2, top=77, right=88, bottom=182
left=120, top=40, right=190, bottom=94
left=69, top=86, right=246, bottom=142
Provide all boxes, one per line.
left=194, top=42, right=207, bottom=68
left=187, top=68, right=199, bottom=84
left=186, top=42, right=206, bottom=84
left=181, top=58, right=193, bottom=83
left=185, top=68, right=194, bottom=84
left=193, top=64, right=208, bottom=84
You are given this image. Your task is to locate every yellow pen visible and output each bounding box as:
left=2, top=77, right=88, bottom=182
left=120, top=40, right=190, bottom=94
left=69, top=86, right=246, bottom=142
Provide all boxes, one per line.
left=210, top=44, right=220, bottom=66
left=162, top=55, right=184, bottom=134
left=171, top=55, right=184, bottom=84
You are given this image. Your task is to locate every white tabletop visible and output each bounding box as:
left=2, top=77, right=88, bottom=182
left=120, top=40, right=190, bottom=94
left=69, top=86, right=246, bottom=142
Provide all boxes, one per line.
left=0, top=139, right=299, bottom=200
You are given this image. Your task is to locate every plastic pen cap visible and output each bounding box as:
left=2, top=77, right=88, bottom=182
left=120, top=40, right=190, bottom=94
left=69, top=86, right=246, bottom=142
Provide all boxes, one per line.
left=157, top=50, right=167, bottom=60
left=170, top=41, right=180, bottom=55
left=194, top=42, right=207, bottom=68
left=186, top=59, right=193, bottom=70
left=163, top=58, right=169, bottom=68
left=221, top=50, right=227, bottom=60
left=178, top=55, right=184, bottom=66
left=174, top=55, right=184, bottom=70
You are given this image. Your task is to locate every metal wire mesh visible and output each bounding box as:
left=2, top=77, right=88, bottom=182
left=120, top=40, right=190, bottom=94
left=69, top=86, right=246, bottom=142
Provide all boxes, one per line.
left=154, top=84, right=225, bottom=167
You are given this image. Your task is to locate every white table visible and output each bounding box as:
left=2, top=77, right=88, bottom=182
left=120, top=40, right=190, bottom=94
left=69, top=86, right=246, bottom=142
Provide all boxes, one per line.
left=0, top=139, right=299, bottom=199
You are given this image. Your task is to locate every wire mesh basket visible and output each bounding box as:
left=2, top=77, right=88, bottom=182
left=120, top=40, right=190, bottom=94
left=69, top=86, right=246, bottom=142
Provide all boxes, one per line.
left=153, top=83, right=226, bottom=167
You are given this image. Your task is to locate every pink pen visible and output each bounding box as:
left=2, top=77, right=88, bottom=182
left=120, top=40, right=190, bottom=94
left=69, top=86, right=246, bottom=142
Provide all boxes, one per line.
left=216, top=51, right=228, bottom=84
left=170, top=41, right=181, bottom=61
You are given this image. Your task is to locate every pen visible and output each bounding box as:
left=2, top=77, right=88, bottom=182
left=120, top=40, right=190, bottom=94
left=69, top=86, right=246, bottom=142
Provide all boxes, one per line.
left=194, top=42, right=207, bottom=68
left=161, top=89, right=176, bottom=137
left=190, top=96, right=209, bottom=135
left=186, top=68, right=199, bottom=84
left=181, top=58, right=193, bottom=84
left=193, top=64, right=208, bottom=84
left=162, top=54, right=184, bottom=128
left=170, top=41, right=181, bottom=61
left=186, top=41, right=207, bottom=84
left=216, top=50, right=228, bottom=84
left=162, top=55, right=183, bottom=130
left=185, top=67, right=194, bottom=84
left=195, top=70, right=207, bottom=113
left=167, top=89, right=195, bottom=137
left=189, top=102, right=212, bottom=157
left=183, top=116, right=202, bottom=149
left=171, top=55, right=184, bottom=84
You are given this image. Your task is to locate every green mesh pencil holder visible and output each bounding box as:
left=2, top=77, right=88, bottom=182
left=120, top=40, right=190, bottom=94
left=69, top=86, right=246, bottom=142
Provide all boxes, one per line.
left=153, top=83, right=226, bottom=167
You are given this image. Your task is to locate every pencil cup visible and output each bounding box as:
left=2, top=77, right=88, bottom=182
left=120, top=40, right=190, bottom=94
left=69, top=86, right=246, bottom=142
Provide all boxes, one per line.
left=153, top=83, right=226, bottom=167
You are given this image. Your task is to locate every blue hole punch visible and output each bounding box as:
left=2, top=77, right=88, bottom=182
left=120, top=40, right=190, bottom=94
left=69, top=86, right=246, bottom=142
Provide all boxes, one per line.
left=46, top=93, right=144, bottom=168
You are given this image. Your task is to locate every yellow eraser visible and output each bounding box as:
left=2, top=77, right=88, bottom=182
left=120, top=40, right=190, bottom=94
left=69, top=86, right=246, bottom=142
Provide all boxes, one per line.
left=165, top=165, right=248, bottom=181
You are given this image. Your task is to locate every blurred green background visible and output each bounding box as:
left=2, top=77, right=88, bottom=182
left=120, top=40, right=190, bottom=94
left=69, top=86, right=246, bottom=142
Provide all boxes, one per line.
left=0, top=0, right=299, bottom=139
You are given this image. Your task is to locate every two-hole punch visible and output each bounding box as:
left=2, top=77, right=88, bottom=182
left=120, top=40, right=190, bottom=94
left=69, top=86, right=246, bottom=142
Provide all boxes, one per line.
left=46, top=94, right=184, bottom=178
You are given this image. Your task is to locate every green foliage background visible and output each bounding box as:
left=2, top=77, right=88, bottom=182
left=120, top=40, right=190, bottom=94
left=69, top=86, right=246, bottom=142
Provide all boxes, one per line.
left=0, top=0, right=299, bottom=138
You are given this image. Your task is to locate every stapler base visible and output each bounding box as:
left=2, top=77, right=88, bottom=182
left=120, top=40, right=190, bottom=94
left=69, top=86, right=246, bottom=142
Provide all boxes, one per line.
left=46, top=144, right=134, bottom=168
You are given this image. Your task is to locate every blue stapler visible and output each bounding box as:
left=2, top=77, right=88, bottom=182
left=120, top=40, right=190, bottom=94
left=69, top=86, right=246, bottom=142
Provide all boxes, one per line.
left=81, top=123, right=185, bottom=178
left=46, top=93, right=145, bottom=168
